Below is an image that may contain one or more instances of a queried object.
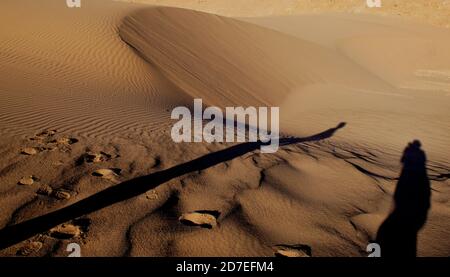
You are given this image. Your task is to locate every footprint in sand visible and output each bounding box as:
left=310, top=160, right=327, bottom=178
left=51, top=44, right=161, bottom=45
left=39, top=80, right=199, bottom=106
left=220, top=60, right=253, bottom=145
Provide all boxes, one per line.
left=53, top=189, right=72, bottom=200
left=51, top=137, right=79, bottom=145
left=27, top=131, right=78, bottom=154
left=179, top=210, right=221, bottom=229
left=49, top=224, right=81, bottom=239
left=21, top=146, right=56, bottom=155
left=29, top=129, right=57, bottom=141
left=83, top=151, right=112, bottom=164
left=36, top=184, right=72, bottom=200
left=36, top=129, right=57, bottom=137
left=21, top=147, right=39, bottom=155
left=49, top=218, right=90, bottom=239
left=17, top=241, right=43, bottom=256
left=18, top=175, right=38, bottom=186
left=24, top=130, right=65, bottom=154
left=145, top=189, right=159, bottom=200
left=92, top=168, right=121, bottom=182
left=273, top=244, right=312, bottom=257
left=37, top=184, right=53, bottom=196
left=35, top=184, right=70, bottom=199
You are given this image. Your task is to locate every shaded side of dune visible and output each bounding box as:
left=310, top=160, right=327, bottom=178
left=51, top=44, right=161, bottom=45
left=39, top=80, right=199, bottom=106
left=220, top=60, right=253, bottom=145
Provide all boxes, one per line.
left=118, top=7, right=390, bottom=109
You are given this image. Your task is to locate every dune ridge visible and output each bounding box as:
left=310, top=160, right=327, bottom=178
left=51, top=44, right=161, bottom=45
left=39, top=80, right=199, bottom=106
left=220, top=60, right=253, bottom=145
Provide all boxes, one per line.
left=119, top=6, right=391, bottom=109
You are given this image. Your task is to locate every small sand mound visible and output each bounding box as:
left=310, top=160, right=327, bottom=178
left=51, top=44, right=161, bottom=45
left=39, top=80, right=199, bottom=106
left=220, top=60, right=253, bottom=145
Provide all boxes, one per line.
left=17, top=241, right=43, bottom=256
left=18, top=176, right=37, bottom=186
left=179, top=210, right=220, bottom=229
left=273, top=244, right=312, bottom=257
left=145, top=190, right=159, bottom=200
left=49, top=224, right=81, bottom=239
left=53, top=189, right=71, bottom=200
left=92, top=168, right=121, bottom=182
left=21, top=147, right=39, bottom=155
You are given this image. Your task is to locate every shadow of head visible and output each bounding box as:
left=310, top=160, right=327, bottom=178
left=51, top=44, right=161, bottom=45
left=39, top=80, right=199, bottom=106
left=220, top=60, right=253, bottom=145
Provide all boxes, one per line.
left=401, top=140, right=426, bottom=168
left=336, top=122, right=347, bottom=129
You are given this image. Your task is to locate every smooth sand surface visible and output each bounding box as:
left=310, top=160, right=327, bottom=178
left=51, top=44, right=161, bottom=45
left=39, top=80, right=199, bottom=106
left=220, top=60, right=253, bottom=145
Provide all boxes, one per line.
left=0, top=0, right=449, bottom=257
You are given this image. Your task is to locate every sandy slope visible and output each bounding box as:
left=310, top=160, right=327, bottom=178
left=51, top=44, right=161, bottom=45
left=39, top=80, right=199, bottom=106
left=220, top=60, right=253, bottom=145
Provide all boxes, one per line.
left=0, top=0, right=449, bottom=257
left=119, top=7, right=389, bottom=108
left=245, top=13, right=450, bottom=162
left=0, top=0, right=190, bottom=139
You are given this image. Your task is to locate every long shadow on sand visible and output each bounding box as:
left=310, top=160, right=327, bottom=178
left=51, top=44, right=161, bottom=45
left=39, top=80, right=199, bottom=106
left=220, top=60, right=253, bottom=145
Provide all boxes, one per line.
left=376, top=140, right=431, bottom=257
left=0, top=123, right=346, bottom=250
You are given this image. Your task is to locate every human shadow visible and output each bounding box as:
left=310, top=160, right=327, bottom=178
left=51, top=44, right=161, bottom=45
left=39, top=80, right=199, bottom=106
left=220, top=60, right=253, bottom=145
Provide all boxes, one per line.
left=0, top=122, right=346, bottom=250
left=279, top=122, right=346, bottom=146
left=376, top=140, right=431, bottom=257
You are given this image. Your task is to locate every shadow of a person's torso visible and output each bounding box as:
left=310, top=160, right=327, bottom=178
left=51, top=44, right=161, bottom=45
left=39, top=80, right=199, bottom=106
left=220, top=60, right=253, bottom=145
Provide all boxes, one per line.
left=376, top=140, right=431, bottom=257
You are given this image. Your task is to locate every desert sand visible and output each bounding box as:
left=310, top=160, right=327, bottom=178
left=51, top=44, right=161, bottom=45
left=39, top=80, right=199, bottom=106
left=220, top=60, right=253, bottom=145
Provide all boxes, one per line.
left=121, top=0, right=450, bottom=28
left=0, top=0, right=449, bottom=257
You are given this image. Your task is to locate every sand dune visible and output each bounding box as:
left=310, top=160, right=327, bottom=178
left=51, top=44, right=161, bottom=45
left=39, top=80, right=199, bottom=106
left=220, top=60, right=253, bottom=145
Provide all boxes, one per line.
left=119, top=7, right=391, bottom=109
left=0, top=0, right=449, bottom=257
left=120, top=6, right=450, bottom=169
left=247, top=14, right=450, bottom=166
left=0, top=0, right=190, bottom=139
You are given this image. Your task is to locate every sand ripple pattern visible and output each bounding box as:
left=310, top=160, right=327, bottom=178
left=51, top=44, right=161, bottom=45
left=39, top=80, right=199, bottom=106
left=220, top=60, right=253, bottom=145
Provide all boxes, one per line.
left=0, top=0, right=187, bottom=139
